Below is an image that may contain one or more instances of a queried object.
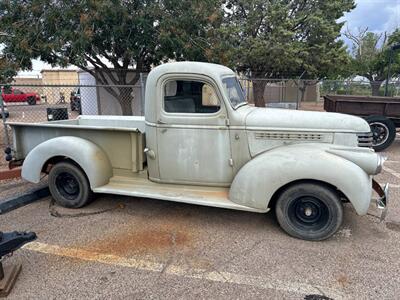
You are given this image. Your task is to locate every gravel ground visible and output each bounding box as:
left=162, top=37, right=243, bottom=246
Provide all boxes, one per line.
left=0, top=103, right=399, bottom=299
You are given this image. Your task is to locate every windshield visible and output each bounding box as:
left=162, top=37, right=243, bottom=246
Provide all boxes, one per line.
left=221, top=77, right=247, bottom=108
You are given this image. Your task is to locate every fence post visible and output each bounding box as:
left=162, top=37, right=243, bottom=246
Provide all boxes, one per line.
left=0, top=86, right=10, bottom=146
left=140, top=73, right=146, bottom=116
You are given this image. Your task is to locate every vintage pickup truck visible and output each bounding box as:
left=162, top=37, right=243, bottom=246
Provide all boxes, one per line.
left=5, top=62, right=388, bottom=241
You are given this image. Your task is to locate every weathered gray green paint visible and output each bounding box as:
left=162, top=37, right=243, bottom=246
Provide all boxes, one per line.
left=9, top=62, right=383, bottom=215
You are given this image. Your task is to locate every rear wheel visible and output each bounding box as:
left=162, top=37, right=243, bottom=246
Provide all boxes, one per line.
left=275, top=183, right=343, bottom=241
left=27, top=96, right=36, bottom=105
left=366, top=116, right=396, bottom=152
left=48, top=161, right=93, bottom=208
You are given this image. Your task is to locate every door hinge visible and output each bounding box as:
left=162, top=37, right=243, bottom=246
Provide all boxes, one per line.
left=225, top=118, right=230, bottom=126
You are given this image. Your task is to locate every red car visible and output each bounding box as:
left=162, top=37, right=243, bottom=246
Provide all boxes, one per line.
left=1, top=87, right=40, bottom=105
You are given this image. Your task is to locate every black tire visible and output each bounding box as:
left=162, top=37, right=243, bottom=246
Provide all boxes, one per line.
left=275, top=183, right=343, bottom=241
left=366, top=116, right=396, bottom=152
left=48, top=161, right=93, bottom=208
left=27, top=96, right=36, bottom=105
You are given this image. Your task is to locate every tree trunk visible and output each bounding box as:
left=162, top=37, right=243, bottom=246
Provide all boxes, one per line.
left=370, top=81, right=383, bottom=96
left=117, top=86, right=134, bottom=116
left=252, top=79, right=267, bottom=107
left=299, top=86, right=307, bottom=103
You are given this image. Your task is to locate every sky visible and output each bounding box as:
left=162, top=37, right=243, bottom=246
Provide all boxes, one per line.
left=18, top=0, right=400, bottom=76
left=341, top=0, right=400, bottom=46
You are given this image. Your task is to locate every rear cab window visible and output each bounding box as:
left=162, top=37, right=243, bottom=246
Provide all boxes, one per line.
left=163, top=80, right=220, bottom=114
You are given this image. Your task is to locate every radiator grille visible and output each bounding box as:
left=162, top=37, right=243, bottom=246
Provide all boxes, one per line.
left=357, top=132, right=373, bottom=147
left=254, top=132, right=323, bottom=141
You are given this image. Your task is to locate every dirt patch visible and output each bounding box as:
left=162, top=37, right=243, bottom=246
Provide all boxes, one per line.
left=83, top=213, right=195, bottom=257
left=88, top=229, right=190, bottom=256
left=386, top=222, right=400, bottom=232
left=336, top=274, right=350, bottom=287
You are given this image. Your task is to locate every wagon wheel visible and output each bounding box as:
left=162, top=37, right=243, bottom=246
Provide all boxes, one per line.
left=366, top=116, right=396, bottom=152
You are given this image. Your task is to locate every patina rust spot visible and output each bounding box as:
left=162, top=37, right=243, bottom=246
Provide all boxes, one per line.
left=191, top=190, right=229, bottom=199
left=336, top=274, right=350, bottom=287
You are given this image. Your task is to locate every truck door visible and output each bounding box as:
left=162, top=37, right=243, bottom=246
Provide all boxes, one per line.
left=13, top=89, right=24, bottom=102
left=155, top=77, right=233, bottom=185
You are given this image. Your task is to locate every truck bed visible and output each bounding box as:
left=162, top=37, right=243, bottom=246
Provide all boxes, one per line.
left=323, top=95, right=400, bottom=126
left=8, top=115, right=147, bottom=174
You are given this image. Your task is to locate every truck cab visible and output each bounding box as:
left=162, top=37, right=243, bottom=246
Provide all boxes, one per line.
left=6, top=62, right=389, bottom=241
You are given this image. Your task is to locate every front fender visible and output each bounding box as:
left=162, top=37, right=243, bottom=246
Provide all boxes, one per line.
left=229, top=144, right=372, bottom=215
left=22, top=136, right=112, bottom=189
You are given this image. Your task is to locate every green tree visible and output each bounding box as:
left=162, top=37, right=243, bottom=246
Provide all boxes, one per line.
left=0, top=57, right=17, bottom=83
left=345, top=28, right=400, bottom=96
left=0, top=0, right=221, bottom=114
left=221, top=0, right=355, bottom=106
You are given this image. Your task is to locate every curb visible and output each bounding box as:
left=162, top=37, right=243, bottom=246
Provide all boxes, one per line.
left=0, top=169, right=21, bottom=181
left=0, top=186, right=50, bottom=214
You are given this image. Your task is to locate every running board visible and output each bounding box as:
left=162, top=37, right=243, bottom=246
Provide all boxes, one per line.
left=93, top=176, right=266, bottom=213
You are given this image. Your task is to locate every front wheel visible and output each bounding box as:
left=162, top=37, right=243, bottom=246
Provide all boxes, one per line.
left=275, top=183, right=343, bottom=241
left=48, top=161, right=93, bottom=208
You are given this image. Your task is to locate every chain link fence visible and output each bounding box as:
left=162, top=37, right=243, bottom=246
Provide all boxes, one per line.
left=0, top=83, right=146, bottom=168
left=240, top=78, right=400, bottom=105
left=320, top=79, right=400, bottom=97
left=240, top=78, right=320, bottom=109
left=1, top=77, right=399, bottom=168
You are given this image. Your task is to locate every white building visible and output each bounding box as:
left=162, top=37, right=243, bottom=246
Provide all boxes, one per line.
left=78, top=70, right=147, bottom=116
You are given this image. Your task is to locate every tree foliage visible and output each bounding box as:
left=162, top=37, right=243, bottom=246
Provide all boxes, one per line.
left=345, top=28, right=400, bottom=96
left=0, top=56, right=17, bottom=83
left=0, top=0, right=221, bottom=114
left=0, top=0, right=359, bottom=109
left=220, top=0, right=355, bottom=106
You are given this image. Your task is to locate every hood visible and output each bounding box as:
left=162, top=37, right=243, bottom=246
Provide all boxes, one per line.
left=245, top=107, right=370, bottom=133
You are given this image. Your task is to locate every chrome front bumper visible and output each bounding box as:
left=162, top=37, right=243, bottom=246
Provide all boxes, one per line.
left=372, top=179, right=389, bottom=221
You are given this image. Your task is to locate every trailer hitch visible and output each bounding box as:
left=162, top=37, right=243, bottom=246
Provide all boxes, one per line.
left=0, top=231, right=37, bottom=297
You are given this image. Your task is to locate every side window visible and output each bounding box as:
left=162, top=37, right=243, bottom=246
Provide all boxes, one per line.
left=163, top=80, right=220, bottom=114
left=14, top=89, right=23, bottom=94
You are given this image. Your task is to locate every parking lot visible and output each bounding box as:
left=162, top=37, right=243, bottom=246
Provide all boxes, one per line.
left=0, top=127, right=399, bottom=299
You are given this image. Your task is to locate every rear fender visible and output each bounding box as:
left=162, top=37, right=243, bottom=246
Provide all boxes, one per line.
left=229, top=144, right=372, bottom=215
left=22, top=136, right=112, bottom=189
